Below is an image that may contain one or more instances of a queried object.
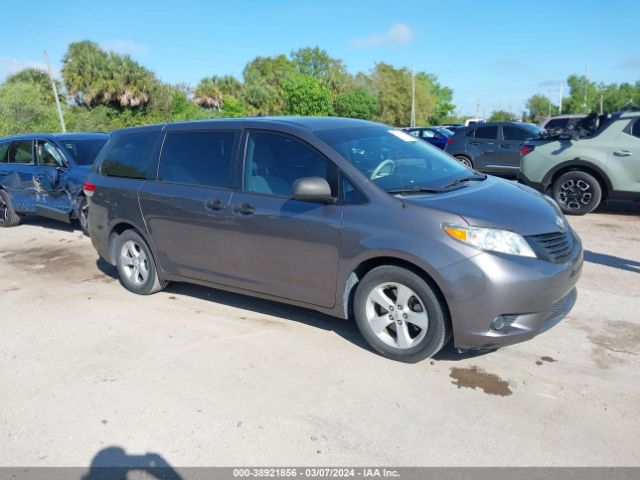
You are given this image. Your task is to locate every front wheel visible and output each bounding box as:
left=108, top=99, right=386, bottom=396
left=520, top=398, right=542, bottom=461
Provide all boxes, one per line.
left=455, top=155, right=473, bottom=168
left=354, top=266, right=451, bottom=363
left=552, top=171, right=602, bottom=215
left=114, top=230, right=168, bottom=295
left=0, top=190, right=21, bottom=227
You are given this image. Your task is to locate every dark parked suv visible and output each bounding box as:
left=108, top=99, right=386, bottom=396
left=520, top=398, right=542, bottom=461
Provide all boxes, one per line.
left=445, top=122, right=542, bottom=174
left=86, top=117, right=582, bottom=362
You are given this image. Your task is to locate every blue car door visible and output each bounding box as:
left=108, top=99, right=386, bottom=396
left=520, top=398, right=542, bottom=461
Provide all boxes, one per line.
left=32, top=139, right=74, bottom=221
left=0, top=140, right=37, bottom=213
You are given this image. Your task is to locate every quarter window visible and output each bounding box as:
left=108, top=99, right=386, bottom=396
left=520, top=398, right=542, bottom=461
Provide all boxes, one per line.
left=101, top=132, right=159, bottom=179
left=631, top=120, right=640, bottom=139
left=245, top=132, right=335, bottom=197
left=474, top=126, right=498, bottom=140
left=158, top=131, right=236, bottom=188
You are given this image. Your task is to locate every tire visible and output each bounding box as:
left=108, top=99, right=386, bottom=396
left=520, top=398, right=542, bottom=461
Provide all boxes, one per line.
left=455, top=155, right=473, bottom=168
left=0, top=189, right=21, bottom=227
left=78, top=196, right=90, bottom=236
left=113, top=229, right=168, bottom=295
left=353, top=266, right=451, bottom=363
left=552, top=171, right=602, bottom=215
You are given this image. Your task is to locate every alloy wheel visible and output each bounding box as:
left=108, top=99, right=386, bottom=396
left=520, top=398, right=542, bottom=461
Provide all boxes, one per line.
left=558, top=178, right=593, bottom=211
left=365, top=282, right=429, bottom=349
left=120, top=240, right=149, bottom=286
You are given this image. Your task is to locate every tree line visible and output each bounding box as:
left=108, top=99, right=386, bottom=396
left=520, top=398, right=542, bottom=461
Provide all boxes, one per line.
left=0, top=41, right=455, bottom=136
left=0, top=40, right=638, bottom=136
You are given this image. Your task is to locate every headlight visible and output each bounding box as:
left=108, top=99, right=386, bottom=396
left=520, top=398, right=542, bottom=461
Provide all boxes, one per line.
left=443, top=225, right=537, bottom=258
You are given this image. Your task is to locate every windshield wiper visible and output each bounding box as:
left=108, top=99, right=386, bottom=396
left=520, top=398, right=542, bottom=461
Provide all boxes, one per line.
left=387, top=186, right=445, bottom=195
left=440, top=174, right=486, bottom=189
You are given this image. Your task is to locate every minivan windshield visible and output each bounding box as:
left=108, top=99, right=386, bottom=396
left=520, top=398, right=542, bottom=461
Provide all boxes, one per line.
left=317, top=126, right=482, bottom=193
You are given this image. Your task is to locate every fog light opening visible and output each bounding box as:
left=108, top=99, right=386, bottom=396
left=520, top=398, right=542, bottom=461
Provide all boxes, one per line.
left=491, top=315, right=517, bottom=331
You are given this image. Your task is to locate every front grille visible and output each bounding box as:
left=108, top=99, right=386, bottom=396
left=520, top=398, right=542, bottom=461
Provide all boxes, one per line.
left=526, top=231, right=575, bottom=263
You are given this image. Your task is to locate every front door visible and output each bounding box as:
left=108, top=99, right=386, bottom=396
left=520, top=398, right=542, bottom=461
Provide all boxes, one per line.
left=33, top=139, right=75, bottom=221
left=607, top=119, right=640, bottom=192
left=138, top=129, right=240, bottom=284
left=228, top=131, right=342, bottom=308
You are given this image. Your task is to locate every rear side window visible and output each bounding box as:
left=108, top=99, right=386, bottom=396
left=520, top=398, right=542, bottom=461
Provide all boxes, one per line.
left=474, top=126, right=498, bottom=140
left=632, top=120, right=640, bottom=139
left=8, top=140, right=33, bottom=164
left=158, top=131, right=236, bottom=188
left=502, top=126, right=528, bottom=141
left=0, top=142, right=9, bottom=162
left=101, top=132, right=159, bottom=179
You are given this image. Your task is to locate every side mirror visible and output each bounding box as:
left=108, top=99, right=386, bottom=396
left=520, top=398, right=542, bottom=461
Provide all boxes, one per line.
left=292, top=177, right=335, bottom=203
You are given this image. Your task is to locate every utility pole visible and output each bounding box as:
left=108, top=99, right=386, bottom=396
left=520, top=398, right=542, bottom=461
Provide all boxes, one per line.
left=410, top=69, right=416, bottom=127
left=559, top=82, right=563, bottom=115
left=475, top=92, right=480, bottom=119
left=599, top=90, right=604, bottom=115
left=44, top=50, right=66, bottom=133
left=583, top=64, right=589, bottom=110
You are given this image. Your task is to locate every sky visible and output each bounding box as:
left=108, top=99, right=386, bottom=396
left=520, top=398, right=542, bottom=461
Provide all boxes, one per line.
left=2, top=0, right=639, bottom=116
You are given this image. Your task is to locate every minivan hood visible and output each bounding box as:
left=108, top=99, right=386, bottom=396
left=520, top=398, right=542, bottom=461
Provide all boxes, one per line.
left=404, top=176, right=564, bottom=236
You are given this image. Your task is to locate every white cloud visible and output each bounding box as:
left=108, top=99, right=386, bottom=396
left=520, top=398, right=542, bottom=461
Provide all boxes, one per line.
left=0, top=57, right=59, bottom=81
left=102, top=39, right=148, bottom=56
left=621, top=57, right=640, bottom=69
left=351, top=23, right=414, bottom=48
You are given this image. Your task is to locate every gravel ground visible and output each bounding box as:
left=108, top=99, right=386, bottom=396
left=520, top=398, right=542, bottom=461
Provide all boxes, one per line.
left=0, top=201, right=639, bottom=468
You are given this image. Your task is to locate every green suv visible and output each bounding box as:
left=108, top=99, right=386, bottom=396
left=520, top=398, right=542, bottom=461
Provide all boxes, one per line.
left=519, top=111, right=640, bottom=214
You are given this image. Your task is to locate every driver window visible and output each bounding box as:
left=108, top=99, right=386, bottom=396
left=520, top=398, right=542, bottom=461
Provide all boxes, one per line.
left=36, top=140, right=66, bottom=167
left=245, top=132, right=335, bottom=197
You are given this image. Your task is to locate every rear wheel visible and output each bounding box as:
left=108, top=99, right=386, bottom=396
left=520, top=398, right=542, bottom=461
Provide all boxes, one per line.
left=114, top=230, right=168, bottom=295
left=552, top=171, right=602, bottom=215
left=0, top=190, right=21, bottom=227
left=455, top=155, right=473, bottom=168
left=354, top=266, right=451, bottom=363
left=78, top=196, right=89, bottom=236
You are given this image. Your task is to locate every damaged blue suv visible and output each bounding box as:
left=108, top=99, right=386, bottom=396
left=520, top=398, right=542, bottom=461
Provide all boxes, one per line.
left=0, top=133, right=108, bottom=234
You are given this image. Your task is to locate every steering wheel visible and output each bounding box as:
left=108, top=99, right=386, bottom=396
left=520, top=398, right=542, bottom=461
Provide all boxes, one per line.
left=370, top=159, right=395, bottom=180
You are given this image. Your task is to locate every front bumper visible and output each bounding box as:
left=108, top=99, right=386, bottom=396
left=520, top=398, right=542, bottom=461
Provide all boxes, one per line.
left=437, top=234, right=583, bottom=350
left=517, top=172, right=546, bottom=193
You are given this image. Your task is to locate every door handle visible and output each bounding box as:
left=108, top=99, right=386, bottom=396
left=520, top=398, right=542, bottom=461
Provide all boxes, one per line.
left=499, top=144, right=511, bottom=148
left=204, top=198, right=224, bottom=211
left=613, top=150, right=632, bottom=157
left=233, top=203, right=255, bottom=215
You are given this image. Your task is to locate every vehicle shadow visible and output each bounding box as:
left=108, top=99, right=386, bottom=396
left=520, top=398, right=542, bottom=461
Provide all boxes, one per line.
left=19, top=215, right=79, bottom=233
left=584, top=250, right=640, bottom=273
left=594, top=199, right=640, bottom=216
left=82, top=446, right=182, bottom=480
left=95, top=259, right=479, bottom=361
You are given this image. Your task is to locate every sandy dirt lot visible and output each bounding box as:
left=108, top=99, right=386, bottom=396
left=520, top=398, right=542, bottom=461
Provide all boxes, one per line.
left=1, top=202, right=639, bottom=467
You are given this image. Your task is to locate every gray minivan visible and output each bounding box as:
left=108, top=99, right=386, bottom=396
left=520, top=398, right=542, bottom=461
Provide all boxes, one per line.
left=85, top=117, right=583, bottom=362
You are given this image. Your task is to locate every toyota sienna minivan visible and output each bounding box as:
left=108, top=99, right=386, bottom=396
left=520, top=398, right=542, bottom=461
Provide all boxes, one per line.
left=86, top=117, right=583, bottom=362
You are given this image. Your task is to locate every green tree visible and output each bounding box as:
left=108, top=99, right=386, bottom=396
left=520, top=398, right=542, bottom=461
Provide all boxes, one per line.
left=488, top=110, right=517, bottom=122
left=194, top=77, right=223, bottom=110
left=62, top=40, right=159, bottom=109
left=282, top=73, right=332, bottom=116
left=6, top=68, right=65, bottom=104
left=221, top=95, right=247, bottom=117
left=242, top=55, right=295, bottom=114
left=334, top=88, right=379, bottom=119
left=526, top=94, right=557, bottom=123
left=290, top=46, right=348, bottom=93
left=419, top=73, right=454, bottom=124
left=562, top=75, right=599, bottom=114
left=0, top=82, right=60, bottom=135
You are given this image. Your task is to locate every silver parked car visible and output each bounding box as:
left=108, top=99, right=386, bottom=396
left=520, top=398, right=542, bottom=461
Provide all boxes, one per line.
left=85, top=117, right=583, bottom=362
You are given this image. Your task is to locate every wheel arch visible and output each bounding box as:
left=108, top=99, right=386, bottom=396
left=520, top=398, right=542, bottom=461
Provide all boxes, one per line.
left=107, top=221, right=155, bottom=266
left=543, top=159, right=612, bottom=197
left=342, top=256, right=452, bottom=326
